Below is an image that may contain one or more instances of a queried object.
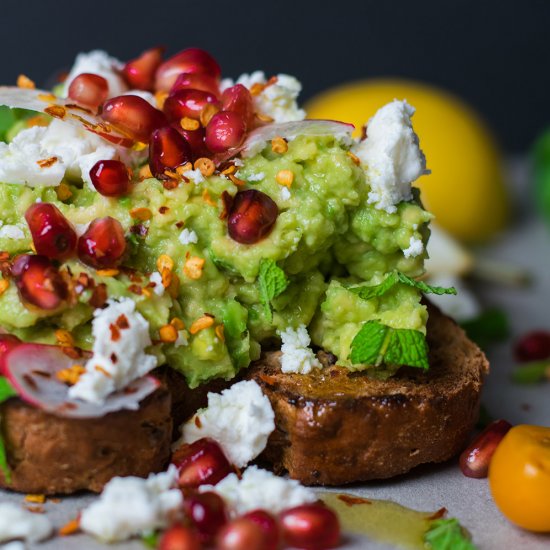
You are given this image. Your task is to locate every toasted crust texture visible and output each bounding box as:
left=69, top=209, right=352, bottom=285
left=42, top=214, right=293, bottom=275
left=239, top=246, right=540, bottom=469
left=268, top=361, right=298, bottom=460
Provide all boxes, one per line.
left=247, top=306, right=489, bottom=486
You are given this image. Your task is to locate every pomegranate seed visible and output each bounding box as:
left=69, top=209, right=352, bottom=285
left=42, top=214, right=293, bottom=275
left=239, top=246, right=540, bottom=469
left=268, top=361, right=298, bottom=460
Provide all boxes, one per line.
left=67, top=73, right=109, bottom=110
left=280, top=504, right=341, bottom=549
left=122, top=46, right=164, bottom=91
left=164, top=90, right=220, bottom=122
left=242, top=510, right=281, bottom=550
left=89, top=160, right=131, bottom=197
left=227, top=190, right=278, bottom=244
left=172, top=124, right=209, bottom=160
left=25, top=203, right=77, bottom=261
left=77, top=217, right=126, bottom=269
left=0, top=334, right=21, bottom=376
left=155, top=48, right=221, bottom=92
left=205, top=111, right=246, bottom=153
left=171, top=73, right=220, bottom=97
left=149, top=127, right=192, bottom=179
left=184, top=492, right=228, bottom=542
left=222, top=85, right=254, bottom=128
left=172, top=438, right=233, bottom=489
left=460, top=419, right=513, bottom=478
left=217, top=518, right=265, bottom=550
left=12, top=255, right=69, bottom=310
left=100, top=95, right=167, bottom=143
left=514, top=331, right=550, bottom=362
left=158, top=524, right=201, bottom=550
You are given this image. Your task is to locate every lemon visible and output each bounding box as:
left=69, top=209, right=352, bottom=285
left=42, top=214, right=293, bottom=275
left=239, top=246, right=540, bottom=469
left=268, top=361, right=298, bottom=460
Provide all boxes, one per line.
left=305, top=79, right=509, bottom=243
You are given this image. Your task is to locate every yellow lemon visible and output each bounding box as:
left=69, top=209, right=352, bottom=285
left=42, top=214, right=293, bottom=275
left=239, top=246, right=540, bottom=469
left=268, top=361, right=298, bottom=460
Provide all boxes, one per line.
left=305, top=79, right=509, bottom=243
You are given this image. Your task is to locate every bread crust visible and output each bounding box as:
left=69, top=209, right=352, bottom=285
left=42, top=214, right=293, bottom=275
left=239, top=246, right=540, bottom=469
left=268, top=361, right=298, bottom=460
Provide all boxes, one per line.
left=247, top=306, right=489, bottom=485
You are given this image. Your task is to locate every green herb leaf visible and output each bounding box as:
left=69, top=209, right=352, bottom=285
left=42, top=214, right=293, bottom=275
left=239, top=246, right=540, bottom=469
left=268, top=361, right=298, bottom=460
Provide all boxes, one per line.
left=512, top=360, right=549, bottom=384
left=0, top=376, right=17, bottom=483
left=257, top=259, right=289, bottom=322
left=424, top=518, right=477, bottom=550
left=350, top=321, right=429, bottom=369
left=460, top=309, right=509, bottom=348
left=347, top=271, right=456, bottom=301
left=141, top=531, right=159, bottom=548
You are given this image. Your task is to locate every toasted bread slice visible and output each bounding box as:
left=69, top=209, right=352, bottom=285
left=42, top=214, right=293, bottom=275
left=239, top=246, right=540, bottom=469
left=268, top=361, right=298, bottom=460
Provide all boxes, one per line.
left=247, top=305, right=489, bottom=485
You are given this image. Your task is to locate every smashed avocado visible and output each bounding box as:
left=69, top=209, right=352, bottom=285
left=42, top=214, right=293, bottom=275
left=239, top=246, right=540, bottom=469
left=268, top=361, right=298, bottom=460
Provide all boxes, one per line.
left=0, top=131, right=431, bottom=387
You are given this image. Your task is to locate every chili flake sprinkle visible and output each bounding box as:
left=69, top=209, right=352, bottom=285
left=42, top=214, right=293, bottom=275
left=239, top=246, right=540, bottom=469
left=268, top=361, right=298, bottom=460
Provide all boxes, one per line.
left=56, top=364, right=85, bottom=386
left=189, top=314, right=215, bottom=334
left=184, top=256, right=205, bottom=280
left=17, top=74, right=36, bottom=89
left=276, top=169, right=294, bottom=187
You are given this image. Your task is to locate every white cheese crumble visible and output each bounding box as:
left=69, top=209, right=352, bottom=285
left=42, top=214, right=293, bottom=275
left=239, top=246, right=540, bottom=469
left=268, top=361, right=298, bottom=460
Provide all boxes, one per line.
left=353, top=100, right=428, bottom=213
left=79, top=466, right=182, bottom=543
left=176, top=380, right=275, bottom=468
left=245, top=172, right=265, bottom=182
left=223, top=71, right=305, bottom=123
left=69, top=298, right=157, bottom=404
left=279, top=324, right=321, bottom=374
left=201, top=466, right=317, bottom=516
left=62, top=50, right=128, bottom=98
left=280, top=187, right=291, bottom=201
left=178, top=228, right=198, bottom=245
left=403, top=236, right=424, bottom=258
left=0, top=222, right=25, bottom=240
left=149, top=271, right=164, bottom=296
left=182, top=169, right=204, bottom=184
left=0, top=502, right=52, bottom=543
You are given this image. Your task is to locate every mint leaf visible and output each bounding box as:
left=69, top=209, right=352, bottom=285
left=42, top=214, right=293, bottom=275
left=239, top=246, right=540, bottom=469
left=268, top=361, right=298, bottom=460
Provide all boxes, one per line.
left=0, top=376, right=16, bottom=482
left=347, top=271, right=456, bottom=301
left=512, top=360, right=549, bottom=384
left=257, top=259, right=289, bottom=322
left=350, top=321, right=429, bottom=369
left=424, top=518, right=477, bottom=550
left=142, top=531, right=159, bottom=548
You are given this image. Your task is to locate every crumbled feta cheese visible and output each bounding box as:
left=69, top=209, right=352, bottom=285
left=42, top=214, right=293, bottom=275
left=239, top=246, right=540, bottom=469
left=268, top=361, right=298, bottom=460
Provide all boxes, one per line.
left=80, top=466, right=182, bottom=543
left=233, top=158, right=244, bottom=167
left=175, top=331, right=188, bottom=347
left=0, top=502, right=52, bottom=543
left=353, top=100, right=428, bottom=213
left=178, top=228, right=198, bottom=245
left=62, top=50, right=127, bottom=98
left=69, top=298, right=157, bottom=404
left=74, top=222, right=91, bottom=237
left=224, top=71, right=305, bottom=123
left=0, top=222, right=25, bottom=240
left=403, top=236, right=424, bottom=258
left=182, top=169, right=204, bottom=184
left=149, top=271, right=164, bottom=296
left=280, top=187, right=291, bottom=201
left=201, top=466, right=317, bottom=516
left=176, top=380, right=275, bottom=468
left=279, top=325, right=321, bottom=374
left=245, top=172, right=265, bottom=182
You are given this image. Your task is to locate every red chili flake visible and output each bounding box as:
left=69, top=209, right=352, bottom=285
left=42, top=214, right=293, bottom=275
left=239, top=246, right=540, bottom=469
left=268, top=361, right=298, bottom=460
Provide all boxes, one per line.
left=32, top=370, right=51, bottom=378
left=158, top=206, right=169, bottom=214
left=128, top=284, right=143, bottom=295
left=109, top=323, right=121, bottom=342
left=163, top=179, right=178, bottom=190
left=89, top=283, right=108, bottom=308
left=110, top=353, right=118, bottom=364
left=45, top=105, right=66, bottom=119
left=337, top=494, right=372, bottom=507
left=194, top=416, right=202, bottom=428
left=0, top=251, right=10, bottom=262
left=219, top=191, right=234, bottom=220
left=36, top=156, right=58, bottom=169
left=61, top=346, right=82, bottom=360
left=124, top=386, right=138, bottom=395
left=64, top=103, right=93, bottom=115
left=116, top=314, right=129, bottom=329
left=175, top=221, right=185, bottom=229
left=58, top=402, right=78, bottom=411
left=130, top=224, right=149, bottom=237
left=0, top=261, right=11, bottom=278
left=427, top=507, right=448, bottom=520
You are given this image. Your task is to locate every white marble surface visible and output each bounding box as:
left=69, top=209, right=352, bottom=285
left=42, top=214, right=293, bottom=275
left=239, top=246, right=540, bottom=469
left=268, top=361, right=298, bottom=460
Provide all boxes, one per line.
left=1, top=160, right=550, bottom=549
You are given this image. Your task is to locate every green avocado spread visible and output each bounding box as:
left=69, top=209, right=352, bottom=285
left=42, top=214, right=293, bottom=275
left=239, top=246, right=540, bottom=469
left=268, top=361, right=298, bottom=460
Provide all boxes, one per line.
left=0, top=114, right=434, bottom=387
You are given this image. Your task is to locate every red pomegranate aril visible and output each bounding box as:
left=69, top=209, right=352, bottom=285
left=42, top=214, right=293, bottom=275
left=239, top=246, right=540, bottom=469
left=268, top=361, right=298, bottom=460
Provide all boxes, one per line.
left=89, top=160, right=131, bottom=197
left=171, top=73, right=220, bottom=97
left=227, top=190, right=278, bottom=244
left=184, top=492, right=228, bottom=542
left=155, top=48, right=221, bottom=92
left=158, top=524, right=201, bottom=550
left=280, top=504, right=341, bottom=549
left=459, top=419, right=513, bottom=478
left=242, top=510, right=281, bottom=550
left=217, top=518, right=265, bottom=550
left=172, top=124, right=209, bottom=160
left=172, top=437, right=232, bottom=489
left=68, top=73, right=109, bottom=110
left=0, top=334, right=21, bottom=375
left=12, top=254, right=68, bottom=310
left=222, top=85, right=254, bottom=128
left=77, top=217, right=126, bottom=269
left=149, top=127, right=192, bottom=179
left=25, top=203, right=77, bottom=261
left=163, top=90, right=220, bottom=122
left=205, top=111, right=246, bottom=153
left=100, top=95, right=167, bottom=143
left=122, top=46, right=164, bottom=91
left=514, top=331, right=550, bottom=362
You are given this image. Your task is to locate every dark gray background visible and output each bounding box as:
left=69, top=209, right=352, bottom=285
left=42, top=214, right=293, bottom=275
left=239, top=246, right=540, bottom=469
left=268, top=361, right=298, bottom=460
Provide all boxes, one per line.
left=0, top=0, right=548, bottom=152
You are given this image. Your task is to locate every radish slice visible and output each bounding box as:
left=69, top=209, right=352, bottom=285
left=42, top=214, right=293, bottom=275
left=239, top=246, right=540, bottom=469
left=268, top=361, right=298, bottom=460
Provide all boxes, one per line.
left=0, top=87, right=133, bottom=146
left=214, top=119, right=355, bottom=164
left=3, top=343, right=159, bottom=418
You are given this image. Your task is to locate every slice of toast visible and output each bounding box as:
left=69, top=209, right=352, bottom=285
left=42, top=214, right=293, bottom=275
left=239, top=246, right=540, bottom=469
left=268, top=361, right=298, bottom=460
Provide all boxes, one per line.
left=247, top=305, right=489, bottom=485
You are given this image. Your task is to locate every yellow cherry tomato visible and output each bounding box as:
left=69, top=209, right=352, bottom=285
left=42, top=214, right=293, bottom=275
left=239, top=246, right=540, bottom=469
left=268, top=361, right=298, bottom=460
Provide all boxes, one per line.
left=489, top=424, right=550, bottom=532
left=305, top=79, right=510, bottom=243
